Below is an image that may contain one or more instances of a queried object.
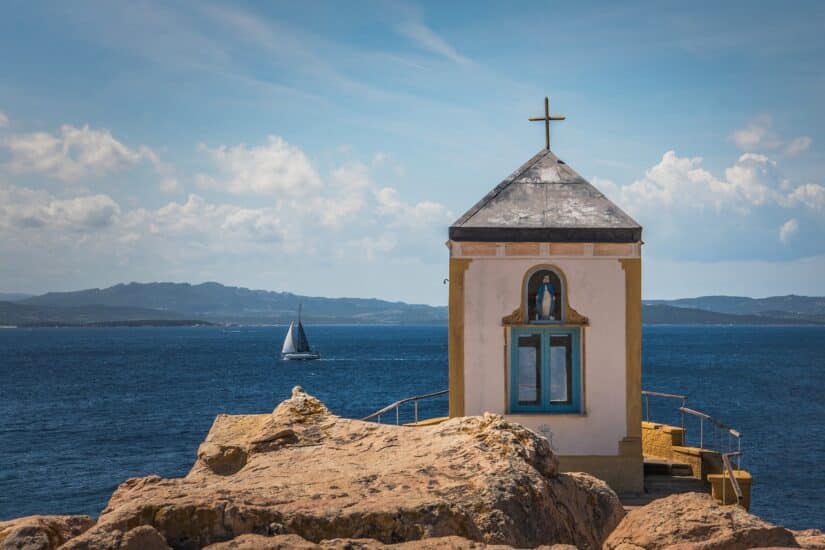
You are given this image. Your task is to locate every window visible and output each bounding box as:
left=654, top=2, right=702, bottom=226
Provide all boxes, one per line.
left=510, top=327, right=581, bottom=413
left=516, top=334, right=541, bottom=404
left=525, top=269, right=563, bottom=323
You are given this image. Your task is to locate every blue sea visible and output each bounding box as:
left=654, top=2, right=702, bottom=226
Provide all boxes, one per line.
left=0, top=325, right=822, bottom=530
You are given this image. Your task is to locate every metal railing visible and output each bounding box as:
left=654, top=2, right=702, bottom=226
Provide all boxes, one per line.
left=721, top=451, right=744, bottom=507
left=361, top=389, right=448, bottom=425
left=678, top=406, right=742, bottom=467
left=642, top=390, right=687, bottom=429
left=642, top=389, right=746, bottom=507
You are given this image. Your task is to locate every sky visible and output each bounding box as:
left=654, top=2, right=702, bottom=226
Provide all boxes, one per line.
left=0, top=0, right=823, bottom=305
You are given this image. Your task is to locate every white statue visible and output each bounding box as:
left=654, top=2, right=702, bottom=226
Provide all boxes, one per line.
left=535, top=275, right=556, bottom=320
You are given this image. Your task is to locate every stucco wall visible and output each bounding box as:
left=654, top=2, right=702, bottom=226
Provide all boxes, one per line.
left=462, top=257, right=628, bottom=456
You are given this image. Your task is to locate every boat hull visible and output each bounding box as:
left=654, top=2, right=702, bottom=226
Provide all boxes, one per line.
left=282, top=352, right=321, bottom=361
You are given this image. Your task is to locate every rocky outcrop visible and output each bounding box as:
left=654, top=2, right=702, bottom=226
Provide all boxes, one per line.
left=203, top=534, right=578, bottom=549
left=63, top=387, right=623, bottom=549
left=60, top=525, right=170, bottom=550
left=5, top=390, right=825, bottom=550
left=0, top=515, right=94, bottom=550
left=794, top=529, right=825, bottom=550
left=604, top=492, right=800, bottom=549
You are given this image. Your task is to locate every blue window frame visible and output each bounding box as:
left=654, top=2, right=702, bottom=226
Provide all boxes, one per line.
left=510, top=326, right=582, bottom=413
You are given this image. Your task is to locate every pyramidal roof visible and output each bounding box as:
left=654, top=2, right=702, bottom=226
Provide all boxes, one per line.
left=449, top=149, right=642, bottom=243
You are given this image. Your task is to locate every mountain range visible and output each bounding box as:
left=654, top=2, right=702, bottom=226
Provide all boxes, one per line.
left=1, top=282, right=447, bottom=325
left=1, top=282, right=824, bottom=326
left=643, top=296, right=825, bottom=323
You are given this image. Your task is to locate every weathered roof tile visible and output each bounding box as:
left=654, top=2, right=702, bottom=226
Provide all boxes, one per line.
left=449, top=149, right=642, bottom=243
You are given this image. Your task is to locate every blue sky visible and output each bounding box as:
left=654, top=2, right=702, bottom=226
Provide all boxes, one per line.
left=0, top=1, right=823, bottom=304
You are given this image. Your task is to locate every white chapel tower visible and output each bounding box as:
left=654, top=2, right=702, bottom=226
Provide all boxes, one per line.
left=446, top=99, right=644, bottom=493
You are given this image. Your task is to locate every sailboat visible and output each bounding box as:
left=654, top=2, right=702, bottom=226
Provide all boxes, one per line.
left=281, top=304, right=320, bottom=361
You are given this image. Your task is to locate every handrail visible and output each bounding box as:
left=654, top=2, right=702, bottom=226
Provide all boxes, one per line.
left=642, top=389, right=743, bottom=469
left=721, top=451, right=744, bottom=507
left=680, top=407, right=739, bottom=435
left=641, top=390, right=687, bottom=400
left=642, top=388, right=747, bottom=507
left=362, top=389, right=448, bottom=424
left=641, top=390, right=687, bottom=427
left=677, top=406, right=742, bottom=467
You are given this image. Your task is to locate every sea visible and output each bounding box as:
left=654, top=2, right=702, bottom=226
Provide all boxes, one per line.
left=0, top=325, right=822, bottom=529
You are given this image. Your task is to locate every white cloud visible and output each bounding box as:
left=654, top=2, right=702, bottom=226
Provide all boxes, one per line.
left=1, top=132, right=452, bottom=273
left=3, top=124, right=157, bottom=182
left=159, top=177, right=181, bottom=194
left=613, top=151, right=735, bottom=213
left=779, top=218, right=799, bottom=244
left=397, top=21, right=470, bottom=65
left=346, top=234, right=398, bottom=261
left=376, top=186, right=451, bottom=230
left=785, top=183, right=825, bottom=211
left=198, top=135, right=321, bottom=196
left=611, top=150, right=821, bottom=216
left=0, top=111, right=8, bottom=128
left=375, top=186, right=403, bottom=214
left=130, top=194, right=286, bottom=247
left=598, top=150, right=825, bottom=262
left=730, top=122, right=780, bottom=151
left=331, top=162, right=372, bottom=191
left=785, top=136, right=812, bottom=156
left=723, top=153, right=776, bottom=207
left=0, top=182, right=120, bottom=231
left=47, top=195, right=120, bottom=229
left=730, top=118, right=812, bottom=157
left=0, top=130, right=453, bottom=296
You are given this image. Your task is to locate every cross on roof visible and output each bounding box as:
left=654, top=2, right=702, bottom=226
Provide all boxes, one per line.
left=528, top=97, right=566, bottom=150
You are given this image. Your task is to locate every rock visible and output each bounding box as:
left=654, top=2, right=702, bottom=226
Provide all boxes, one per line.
left=204, top=534, right=319, bottom=549
left=60, top=525, right=170, bottom=550
left=794, top=529, right=825, bottom=549
left=202, top=533, right=571, bottom=548
left=72, top=387, right=622, bottom=549
left=0, top=515, right=95, bottom=550
left=196, top=443, right=247, bottom=476
left=603, top=492, right=799, bottom=550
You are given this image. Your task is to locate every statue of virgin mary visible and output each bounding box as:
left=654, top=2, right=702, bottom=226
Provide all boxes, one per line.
left=535, top=274, right=556, bottom=320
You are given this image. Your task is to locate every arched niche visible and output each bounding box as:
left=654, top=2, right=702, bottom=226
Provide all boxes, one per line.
left=501, top=265, right=588, bottom=326
left=525, top=267, right=564, bottom=322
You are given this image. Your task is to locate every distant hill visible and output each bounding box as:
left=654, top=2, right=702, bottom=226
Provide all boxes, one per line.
left=644, top=295, right=825, bottom=323
left=4, top=283, right=824, bottom=327
left=641, top=304, right=824, bottom=325
left=0, top=301, right=189, bottom=326
left=16, top=282, right=448, bottom=325
left=0, top=293, right=32, bottom=302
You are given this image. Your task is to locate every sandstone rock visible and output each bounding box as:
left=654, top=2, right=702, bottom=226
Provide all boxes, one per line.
left=203, top=533, right=572, bottom=548
left=794, top=529, right=825, bottom=549
left=603, top=492, right=799, bottom=550
left=73, top=387, right=622, bottom=549
left=0, top=515, right=94, bottom=550
left=60, top=525, right=170, bottom=550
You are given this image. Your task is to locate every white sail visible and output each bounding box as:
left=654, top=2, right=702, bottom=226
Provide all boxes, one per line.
left=281, top=321, right=296, bottom=354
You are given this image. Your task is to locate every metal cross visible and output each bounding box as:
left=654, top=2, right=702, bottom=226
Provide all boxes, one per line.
left=528, top=96, right=566, bottom=150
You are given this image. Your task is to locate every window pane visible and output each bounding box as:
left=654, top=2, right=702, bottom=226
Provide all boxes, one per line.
left=549, top=335, right=571, bottom=403
left=517, top=335, right=541, bottom=404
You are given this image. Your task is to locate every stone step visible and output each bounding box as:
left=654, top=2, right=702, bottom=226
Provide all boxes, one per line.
left=644, top=474, right=708, bottom=495
left=644, top=458, right=695, bottom=477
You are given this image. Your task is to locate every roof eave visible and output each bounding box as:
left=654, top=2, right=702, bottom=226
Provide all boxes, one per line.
left=448, top=226, right=642, bottom=243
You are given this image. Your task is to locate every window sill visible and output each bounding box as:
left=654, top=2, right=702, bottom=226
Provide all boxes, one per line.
left=506, top=411, right=587, bottom=417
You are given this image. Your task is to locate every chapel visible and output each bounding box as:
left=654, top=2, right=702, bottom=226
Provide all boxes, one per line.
left=446, top=99, right=644, bottom=492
